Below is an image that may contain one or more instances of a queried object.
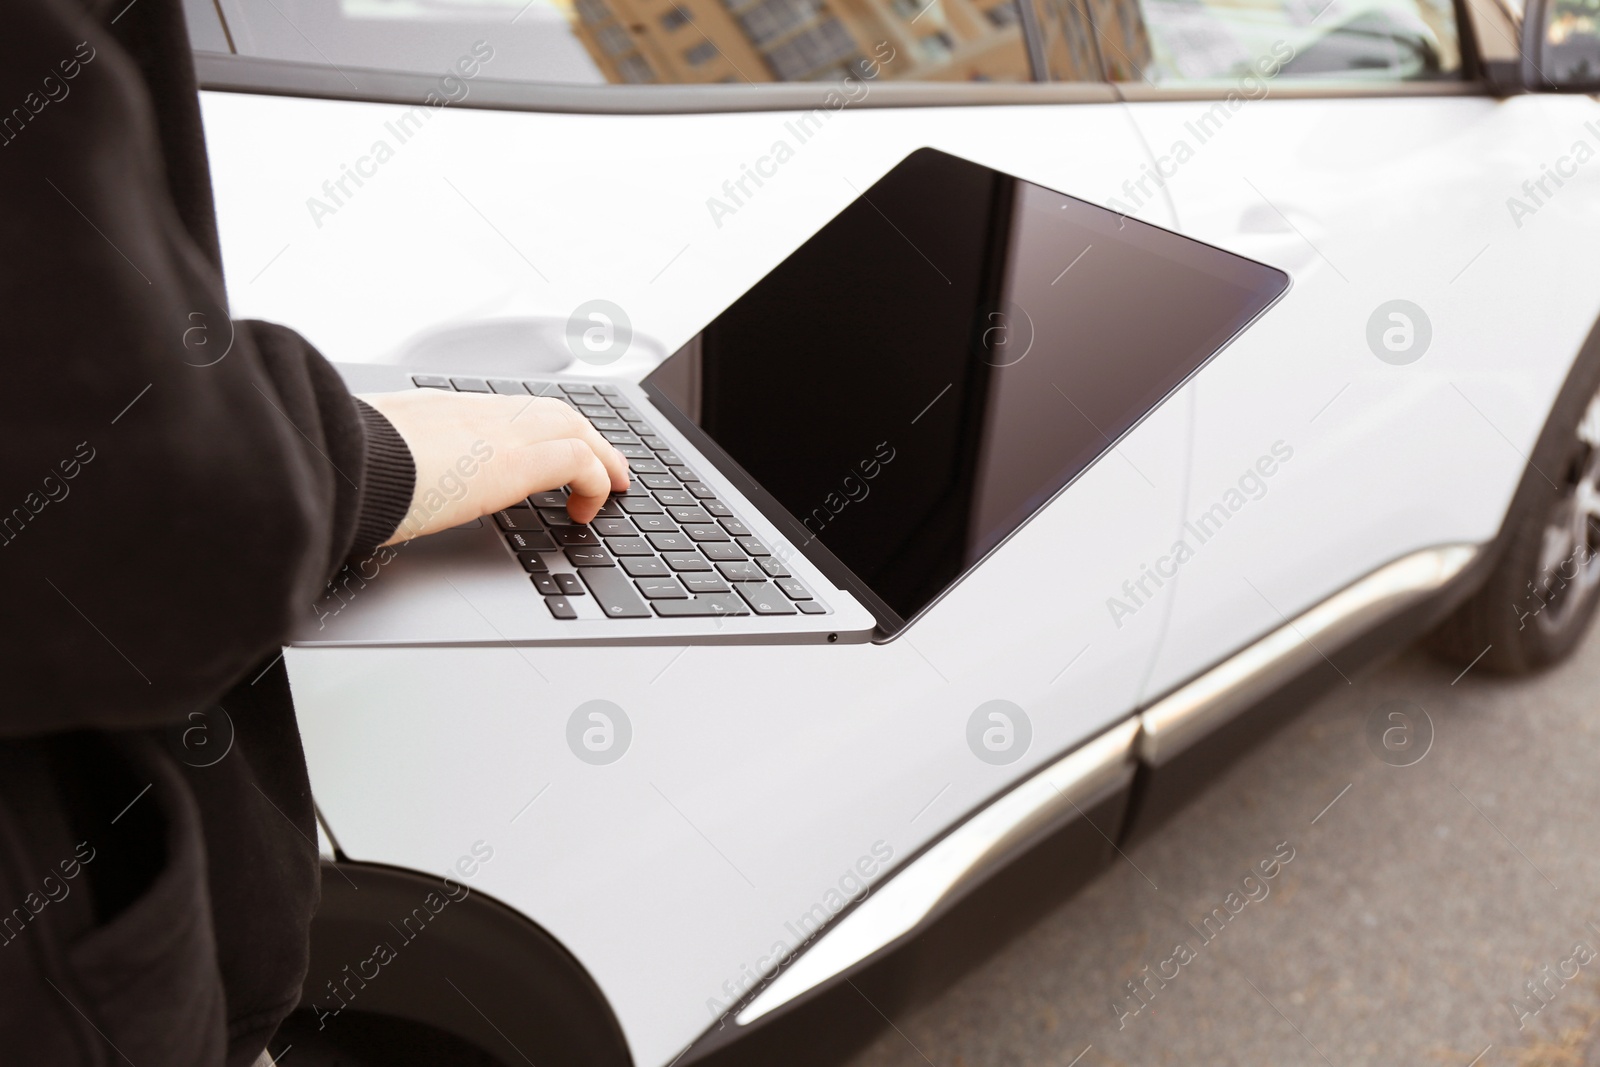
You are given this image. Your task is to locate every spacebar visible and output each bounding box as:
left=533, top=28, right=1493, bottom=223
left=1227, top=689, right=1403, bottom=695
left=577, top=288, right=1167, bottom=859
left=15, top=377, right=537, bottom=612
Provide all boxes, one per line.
left=651, top=594, right=750, bottom=617
left=578, top=567, right=653, bottom=618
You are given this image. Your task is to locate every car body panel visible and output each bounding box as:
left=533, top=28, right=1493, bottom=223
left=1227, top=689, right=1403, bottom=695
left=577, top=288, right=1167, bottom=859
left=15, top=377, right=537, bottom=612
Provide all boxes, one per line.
left=1119, top=93, right=1600, bottom=701
left=213, top=92, right=1199, bottom=1063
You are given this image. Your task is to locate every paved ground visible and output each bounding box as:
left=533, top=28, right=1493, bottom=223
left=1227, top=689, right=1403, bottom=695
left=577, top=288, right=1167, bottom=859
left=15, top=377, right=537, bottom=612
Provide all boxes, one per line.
left=844, top=624, right=1600, bottom=1067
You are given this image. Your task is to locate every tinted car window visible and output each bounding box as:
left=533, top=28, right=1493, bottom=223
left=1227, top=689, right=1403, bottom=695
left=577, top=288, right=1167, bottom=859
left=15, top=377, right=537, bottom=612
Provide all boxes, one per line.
left=1029, top=0, right=1461, bottom=81
left=203, top=0, right=1055, bottom=85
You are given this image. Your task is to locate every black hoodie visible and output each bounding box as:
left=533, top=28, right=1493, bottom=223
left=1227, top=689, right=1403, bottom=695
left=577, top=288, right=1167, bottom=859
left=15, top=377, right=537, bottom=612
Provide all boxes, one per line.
left=0, top=1, right=416, bottom=1062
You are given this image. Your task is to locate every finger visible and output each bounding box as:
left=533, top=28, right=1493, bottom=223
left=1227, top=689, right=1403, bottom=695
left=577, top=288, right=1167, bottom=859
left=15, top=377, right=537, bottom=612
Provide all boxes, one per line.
left=506, top=438, right=615, bottom=524
left=559, top=405, right=631, bottom=491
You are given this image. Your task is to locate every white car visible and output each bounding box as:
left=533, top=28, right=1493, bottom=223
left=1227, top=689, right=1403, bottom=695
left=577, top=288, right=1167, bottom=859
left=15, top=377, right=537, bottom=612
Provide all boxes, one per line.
left=186, top=0, right=1600, bottom=1061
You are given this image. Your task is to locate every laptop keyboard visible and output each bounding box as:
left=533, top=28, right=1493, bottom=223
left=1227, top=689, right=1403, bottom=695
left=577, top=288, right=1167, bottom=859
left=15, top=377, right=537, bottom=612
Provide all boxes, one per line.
left=412, top=374, right=828, bottom=622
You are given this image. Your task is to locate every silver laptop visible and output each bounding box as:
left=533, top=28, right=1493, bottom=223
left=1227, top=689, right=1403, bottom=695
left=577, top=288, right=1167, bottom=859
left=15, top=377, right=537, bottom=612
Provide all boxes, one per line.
left=292, top=148, right=1287, bottom=648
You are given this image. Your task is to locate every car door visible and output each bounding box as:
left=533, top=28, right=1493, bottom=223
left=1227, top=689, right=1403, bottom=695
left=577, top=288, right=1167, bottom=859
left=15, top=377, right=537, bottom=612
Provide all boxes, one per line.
left=182, top=3, right=1205, bottom=1063
left=1034, top=0, right=1600, bottom=702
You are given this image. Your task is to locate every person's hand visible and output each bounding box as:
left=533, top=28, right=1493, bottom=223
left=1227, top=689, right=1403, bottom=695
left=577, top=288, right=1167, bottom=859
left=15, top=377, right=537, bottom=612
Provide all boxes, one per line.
left=359, top=390, right=629, bottom=544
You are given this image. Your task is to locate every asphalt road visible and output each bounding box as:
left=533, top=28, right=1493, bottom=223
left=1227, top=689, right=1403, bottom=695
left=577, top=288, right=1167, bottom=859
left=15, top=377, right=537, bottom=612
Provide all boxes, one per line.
left=843, top=624, right=1600, bottom=1067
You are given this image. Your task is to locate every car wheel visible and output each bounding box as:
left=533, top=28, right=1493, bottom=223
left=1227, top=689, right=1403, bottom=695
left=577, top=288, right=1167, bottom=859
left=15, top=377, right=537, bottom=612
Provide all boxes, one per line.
left=1429, top=383, right=1600, bottom=674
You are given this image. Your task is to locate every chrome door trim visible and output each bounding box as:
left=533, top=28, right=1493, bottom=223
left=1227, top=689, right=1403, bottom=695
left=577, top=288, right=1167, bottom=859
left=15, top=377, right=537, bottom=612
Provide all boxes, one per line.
left=734, top=716, right=1141, bottom=1025
left=1137, top=544, right=1479, bottom=765
left=721, top=543, right=1479, bottom=1035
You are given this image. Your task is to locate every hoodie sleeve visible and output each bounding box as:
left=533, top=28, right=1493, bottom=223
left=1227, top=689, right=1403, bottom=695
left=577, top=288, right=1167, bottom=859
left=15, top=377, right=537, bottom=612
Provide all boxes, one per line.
left=0, top=0, right=415, bottom=737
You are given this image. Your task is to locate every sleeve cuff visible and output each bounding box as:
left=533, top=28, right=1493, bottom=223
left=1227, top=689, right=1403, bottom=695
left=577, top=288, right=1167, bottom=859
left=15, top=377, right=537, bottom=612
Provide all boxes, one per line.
left=350, top=398, right=416, bottom=554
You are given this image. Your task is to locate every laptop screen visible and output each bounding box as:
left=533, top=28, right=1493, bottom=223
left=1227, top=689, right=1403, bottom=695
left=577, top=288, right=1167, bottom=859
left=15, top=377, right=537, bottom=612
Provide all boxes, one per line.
left=643, top=148, right=1288, bottom=634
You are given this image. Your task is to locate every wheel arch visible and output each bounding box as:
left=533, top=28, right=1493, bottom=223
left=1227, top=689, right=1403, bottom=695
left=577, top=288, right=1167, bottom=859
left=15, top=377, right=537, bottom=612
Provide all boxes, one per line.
left=294, top=859, right=633, bottom=1067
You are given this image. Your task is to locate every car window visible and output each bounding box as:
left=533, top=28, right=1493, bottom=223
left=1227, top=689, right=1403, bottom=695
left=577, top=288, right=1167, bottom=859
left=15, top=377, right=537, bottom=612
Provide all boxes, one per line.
left=204, top=0, right=1057, bottom=86
left=1028, top=0, right=1461, bottom=82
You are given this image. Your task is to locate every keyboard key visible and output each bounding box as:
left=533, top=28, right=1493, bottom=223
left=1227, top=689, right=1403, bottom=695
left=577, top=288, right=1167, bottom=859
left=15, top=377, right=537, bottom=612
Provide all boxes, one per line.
left=450, top=376, right=492, bottom=393
left=640, top=474, right=680, bottom=490
left=517, top=552, right=549, bottom=574
left=489, top=378, right=528, bottom=395
left=720, top=518, right=752, bottom=537
left=545, top=595, right=577, bottom=619
left=683, top=524, right=729, bottom=542
left=528, top=491, right=568, bottom=508
left=615, top=445, right=653, bottom=459
left=629, top=459, right=667, bottom=475
left=620, top=556, right=670, bottom=577
left=775, top=577, right=811, bottom=600
left=605, top=536, right=654, bottom=556
left=736, top=581, right=798, bottom=615
left=619, top=483, right=652, bottom=497
left=736, top=536, right=770, bottom=556
left=592, top=516, right=636, bottom=537
left=647, top=532, right=694, bottom=552
left=654, top=490, right=695, bottom=507
left=605, top=431, right=643, bottom=445
left=592, top=418, right=629, bottom=432
left=555, top=526, right=600, bottom=546
left=796, top=601, right=827, bottom=615
left=533, top=575, right=560, bottom=595
left=688, top=484, right=718, bottom=499
left=632, top=514, right=677, bottom=534
left=579, top=567, right=652, bottom=618
left=620, top=411, right=649, bottom=424
left=594, top=384, right=621, bottom=396
left=565, top=547, right=614, bottom=567
left=635, top=577, right=688, bottom=599
left=652, top=594, right=749, bottom=617
left=759, top=557, right=791, bottom=578
left=495, top=509, right=543, bottom=532
left=639, top=435, right=668, bottom=450
left=655, top=452, right=685, bottom=467
left=595, top=500, right=625, bottom=519
left=577, top=404, right=611, bottom=418
left=717, top=561, right=764, bottom=582
left=506, top=530, right=556, bottom=553
left=666, top=553, right=713, bottom=572
left=681, top=573, right=730, bottom=594
left=619, top=497, right=663, bottom=515
left=412, top=374, right=452, bottom=389
left=700, top=542, right=745, bottom=562
left=539, top=507, right=575, bottom=526
left=668, top=466, right=699, bottom=482
left=523, top=380, right=558, bottom=396
left=561, top=384, right=597, bottom=396
left=556, top=573, right=586, bottom=596
left=667, top=506, right=711, bottom=523
left=703, top=500, right=733, bottom=517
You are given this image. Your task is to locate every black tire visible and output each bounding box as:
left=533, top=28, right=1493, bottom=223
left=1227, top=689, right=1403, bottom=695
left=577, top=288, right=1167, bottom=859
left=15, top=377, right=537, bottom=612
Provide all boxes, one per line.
left=1428, top=378, right=1600, bottom=674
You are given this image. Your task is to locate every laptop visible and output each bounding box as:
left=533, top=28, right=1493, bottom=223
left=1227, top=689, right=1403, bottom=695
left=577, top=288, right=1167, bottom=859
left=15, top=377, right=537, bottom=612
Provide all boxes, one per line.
left=293, top=147, right=1288, bottom=648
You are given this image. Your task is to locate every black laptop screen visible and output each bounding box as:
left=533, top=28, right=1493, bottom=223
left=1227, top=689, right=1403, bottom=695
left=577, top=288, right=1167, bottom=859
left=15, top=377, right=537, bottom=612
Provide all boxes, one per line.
left=643, top=148, right=1288, bottom=630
